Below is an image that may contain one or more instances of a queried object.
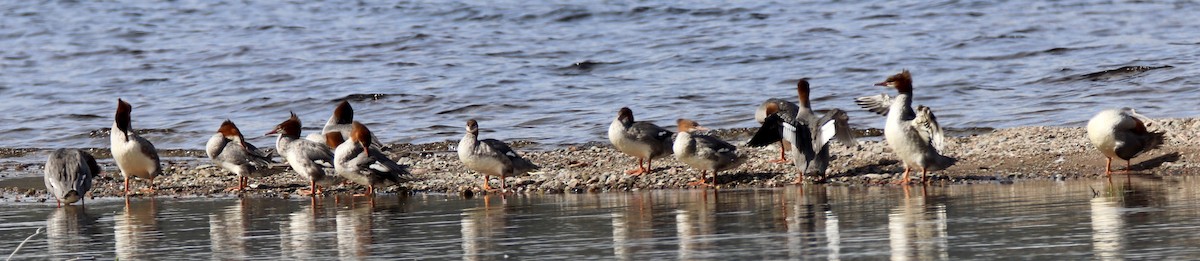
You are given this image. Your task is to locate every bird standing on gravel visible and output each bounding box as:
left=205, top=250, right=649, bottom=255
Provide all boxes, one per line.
left=110, top=98, right=163, bottom=195
left=674, top=119, right=746, bottom=187
left=1086, top=108, right=1165, bottom=175
left=44, top=149, right=99, bottom=206
left=269, top=113, right=335, bottom=195
left=754, top=98, right=800, bottom=163
left=206, top=120, right=274, bottom=192
left=855, top=70, right=956, bottom=184
left=608, top=107, right=674, bottom=176
left=333, top=121, right=406, bottom=196
left=748, top=78, right=855, bottom=183
left=458, top=119, right=539, bottom=193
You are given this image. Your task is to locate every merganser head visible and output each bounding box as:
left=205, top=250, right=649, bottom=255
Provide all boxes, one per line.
left=267, top=112, right=303, bottom=138
left=874, top=70, right=913, bottom=93
left=676, top=119, right=709, bottom=133
left=796, top=78, right=811, bottom=108
left=764, top=101, right=780, bottom=116
left=333, top=100, right=354, bottom=124
left=325, top=132, right=345, bottom=148
left=114, top=98, right=133, bottom=135
left=465, top=119, right=480, bottom=135
left=218, top=120, right=243, bottom=140
left=350, top=121, right=372, bottom=150
left=617, top=107, right=635, bottom=124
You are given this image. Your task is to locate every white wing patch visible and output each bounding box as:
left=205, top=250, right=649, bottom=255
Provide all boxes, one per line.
left=369, top=162, right=389, bottom=172
left=505, top=151, right=518, bottom=158
left=819, top=120, right=838, bottom=147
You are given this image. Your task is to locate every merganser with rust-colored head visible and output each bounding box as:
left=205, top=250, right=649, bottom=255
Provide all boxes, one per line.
left=754, top=96, right=801, bottom=163
left=674, top=119, right=746, bottom=187
left=207, top=120, right=275, bottom=192
left=1086, top=108, right=1165, bottom=175
left=458, top=119, right=539, bottom=192
left=306, top=101, right=386, bottom=149
left=334, top=121, right=407, bottom=196
left=748, top=78, right=855, bottom=184
left=268, top=112, right=334, bottom=195
left=110, top=98, right=162, bottom=195
left=855, top=70, right=956, bottom=184
left=608, top=107, right=674, bottom=176
left=44, top=149, right=99, bottom=206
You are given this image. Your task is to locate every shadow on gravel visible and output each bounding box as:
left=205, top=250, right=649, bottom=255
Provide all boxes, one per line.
left=1131, top=152, right=1181, bottom=171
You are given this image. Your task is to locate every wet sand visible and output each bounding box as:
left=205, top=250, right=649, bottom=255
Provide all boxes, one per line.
left=3, top=118, right=1198, bottom=202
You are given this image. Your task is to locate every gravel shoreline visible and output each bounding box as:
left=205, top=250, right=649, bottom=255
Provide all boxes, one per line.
left=2, top=118, right=1198, bottom=201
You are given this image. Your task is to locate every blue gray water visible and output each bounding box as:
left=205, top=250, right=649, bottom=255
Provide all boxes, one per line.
left=2, top=0, right=1198, bottom=149
left=3, top=177, right=1200, bottom=259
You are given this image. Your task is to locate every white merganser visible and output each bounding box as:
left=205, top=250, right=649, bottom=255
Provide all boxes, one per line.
left=206, top=120, right=275, bottom=192
left=754, top=98, right=800, bottom=163
left=458, top=119, right=539, bottom=192
left=334, top=121, right=407, bottom=196
left=673, top=119, right=746, bottom=187
left=855, top=70, right=956, bottom=184
left=110, top=98, right=162, bottom=195
left=305, top=101, right=385, bottom=149
left=608, top=107, right=674, bottom=176
left=268, top=112, right=335, bottom=195
left=1086, top=108, right=1165, bottom=175
left=44, top=149, right=99, bottom=206
left=748, top=78, right=855, bottom=183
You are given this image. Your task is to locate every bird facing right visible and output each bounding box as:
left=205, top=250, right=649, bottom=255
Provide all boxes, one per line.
left=1086, top=108, right=1165, bottom=175
left=44, top=149, right=99, bottom=207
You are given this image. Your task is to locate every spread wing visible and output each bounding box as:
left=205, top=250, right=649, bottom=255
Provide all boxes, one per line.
left=911, top=105, right=946, bottom=151
left=855, top=93, right=893, bottom=116
left=746, top=114, right=784, bottom=147
left=816, top=109, right=856, bottom=148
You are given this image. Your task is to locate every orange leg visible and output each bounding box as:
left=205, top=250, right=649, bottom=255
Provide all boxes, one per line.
left=687, top=171, right=713, bottom=187
left=769, top=141, right=789, bottom=163
left=893, top=167, right=912, bottom=185
left=500, top=174, right=508, bottom=193
left=920, top=167, right=929, bottom=185
left=481, top=175, right=495, bottom=191
left=123, top=175, right=131, bottom=196
left=1104, top=157, right=1113, bottom=176
left=1125, top=160, right=1132, bottom=174
left=626, top=158, right=648, bottom=175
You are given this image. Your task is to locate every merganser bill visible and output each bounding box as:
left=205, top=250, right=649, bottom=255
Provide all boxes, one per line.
left=206, top=120, right=275, bottom=192
left=305, top=101, right=385, bottom=149
left=855, top=70, right=956, bottom=184
left=44, top=149, right=99, bottom=206
left=333, top=121, right=407, bottom=196
left=748, top=78, right=855, bottom=183
left=608, top=107, right=674, bottom=176
left=754, top=98, right=800, bottom=163
left=268, top=112, right=335, bottom=195
left=1086, top=108, right=1165, bottom=175
left=458, top=119, right=539, bottom=192
left=110, top=98, right=162, bottom=195
left=673, top=119, right=746, bottom=187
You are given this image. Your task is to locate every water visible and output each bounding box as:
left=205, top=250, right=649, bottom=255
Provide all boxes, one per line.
left=1, top=1, right=1199, bottom=150
left=2, top=176, right=1200, bottom=259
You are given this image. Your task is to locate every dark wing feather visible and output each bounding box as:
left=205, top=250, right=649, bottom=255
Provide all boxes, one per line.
left=746, top=114, right=784, bottom=147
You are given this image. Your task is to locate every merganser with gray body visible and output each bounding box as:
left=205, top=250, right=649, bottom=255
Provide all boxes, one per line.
left=855, top=70, right=956, bottom=184
left=207, top=120, right=275, bottom=191
left=458, top=119, right=538, bottom=192
left=269, top=112, right=335, bottom=195
left=674, top=119, right=746, bottom=187
left=1086, top=108, right=1165, bottom=175
left=44, top=149, right=99, bottom=207
left=748, top=78, right=855, bottom=183
left=305, top=101, right=385, bottom=149
left=754, top=98, right=800, bottom=163
left=110, top=98, right=162, bottom=195
left=608, top=107, right=674, bottom=175
left=334, top=121, right=407, bottom=196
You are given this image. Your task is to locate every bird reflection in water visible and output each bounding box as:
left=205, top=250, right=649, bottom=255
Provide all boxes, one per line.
left=115, top=198, right=161, bottom=260
left=461, top=194, right=511, bottom=261
left=1092, top=175, right=1166, bottom=261
left=281, top=196, right=335, bottom=259
left=675, top=189, right=717, bottom=260
left=612, top=192, right=655, bottom=260
left=888, top=185, right=949, bottom=261
left=337, top=195, right=378, bottom=259
left=46, top=205, right=101, bottom=260
left=779, top=185, right=841, bottom=259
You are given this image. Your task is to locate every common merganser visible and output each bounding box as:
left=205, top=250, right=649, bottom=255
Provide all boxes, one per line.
left=748, top=79, right=855, bottom=183
left=1086, top=108, right=1165, bottom=175
left=44, top=149, right=99, bottom=206
left=305, top=101, right=385, bottom=149
left=110, top=98, right=162, bottom=195
left=206, top=120, right=275, bottom=192
left=333, top=121, right=407, bottom=196
left=855, top=70, right=956, bottom=184
left=754, top=98, right=800, bottom=163
left=268, top=112, right=335, bottom=195
left=608, top=107, right=674, bottom=175
left=458, top=119, right=539, bottom=192
left=673, top=119, right=746, bottom=187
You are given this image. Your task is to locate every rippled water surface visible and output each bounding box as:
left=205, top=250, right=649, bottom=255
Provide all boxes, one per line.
left=2, top=0, right=1199, bottom=149
left=4, top=177, right=1200, bottom=259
